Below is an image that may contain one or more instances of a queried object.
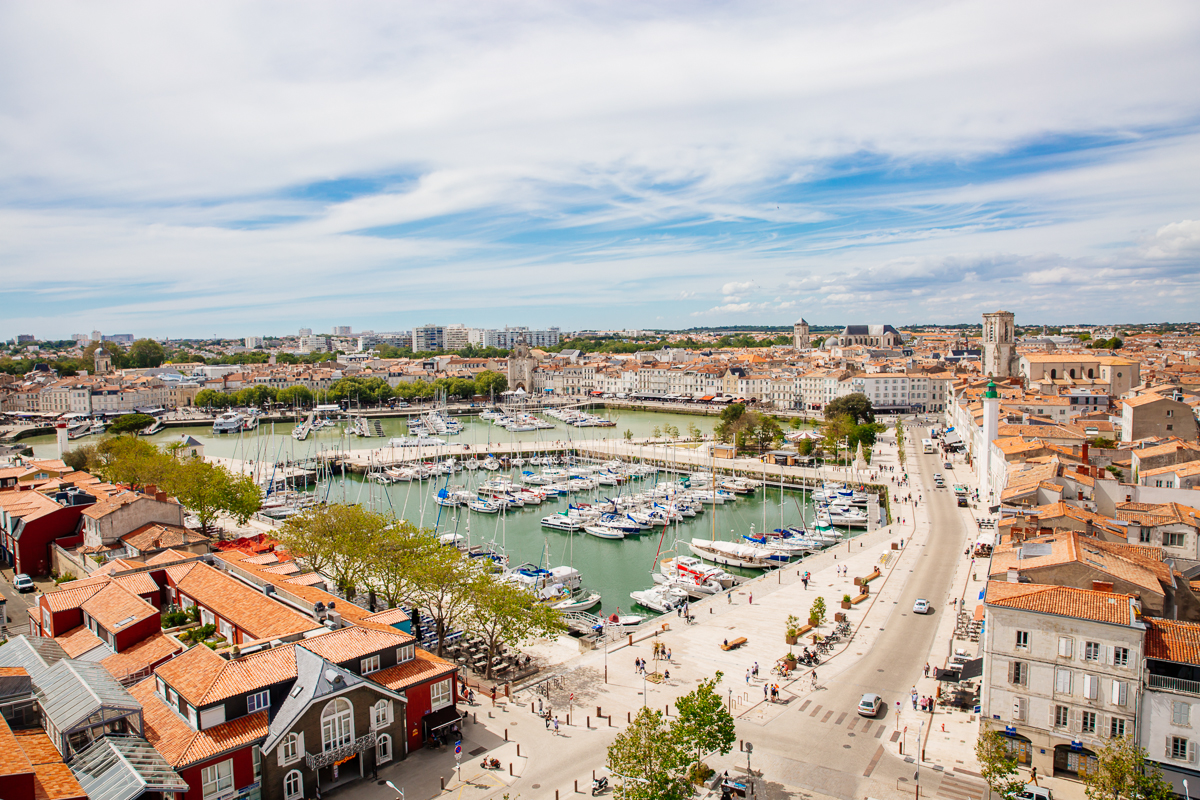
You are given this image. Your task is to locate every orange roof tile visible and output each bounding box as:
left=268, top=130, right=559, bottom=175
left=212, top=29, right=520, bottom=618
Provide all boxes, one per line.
left=301, top=626, right=413, bottom=665
left=130, top=679, right=268, bottom=769
left=200, top=647, right=297, bottom=706
left=0, top=714, right=34, bottom=779
left=1145, top=618, right=1200, bottom=664
left=372, top=648, right=455, bottom=691
left=54, top=626, right=106, bottom=658
left=100, top=633, right=182, bottom=682
left=170, top=560, right=314, bottom=641
left=121, top=522, right=208, bottom=552
left=154, top=643, right=228, bottom=706
left=14, top=730, right=62, bottom=765
left=144, top=549, right=199, bottom=567
left=984, top=581, right=1139, bottom=625
left=80, top=582, right=157, bottom=631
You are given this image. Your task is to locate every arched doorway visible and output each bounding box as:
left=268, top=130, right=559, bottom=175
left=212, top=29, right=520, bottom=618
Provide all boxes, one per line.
left=1087, top=368, right=1094, bottom=379
left=1054, top=744, right=1098, bottom=778
left=1069, top=369, right=1076, bottom=379
left=1050, top=369, right=1057, bottom=379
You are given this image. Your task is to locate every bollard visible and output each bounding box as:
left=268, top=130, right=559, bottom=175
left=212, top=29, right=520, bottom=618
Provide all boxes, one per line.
left=665, top=705, right=669, bottom=716
left=474, top=712, right=477, bottom=724
left=740, top=739, right=744, bottom=751
left=575, top=780, right=579, bottom=793
left=531, top=702, right=535, bottom=713
left=628, top=633, right=632, bottom=646
left=510, top=763, right=513, bottom=776
left=505, top=728, right=508, bottom=741
left=597, top=706, right=601, bottom=717
left=587, top=716, right=590, bottom=728
left=608, top=715, right=613, bottom=727
left=567, top=714, right=570, bottom=726
left=517, top=744, right=521, bottom=757
left=441, top=777, right=445, bottom=790
left=627, top=711, right=631, bottom=723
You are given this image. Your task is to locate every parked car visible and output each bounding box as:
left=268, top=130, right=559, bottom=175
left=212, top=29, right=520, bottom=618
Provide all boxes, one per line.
left=857, top=693, right=883, bottom=717
left=913, top=599, right=930, bottom=614
left=1011, top=787, right=1052, bottom=800
left=944, top=462, right=953, bottom=469
left=13, top=573, right=35, bottom=593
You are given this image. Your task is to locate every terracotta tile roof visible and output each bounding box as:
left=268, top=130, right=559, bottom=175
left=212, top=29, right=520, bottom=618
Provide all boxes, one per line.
left=0, top=489, right=63, bottom=523
left=363, top=608, right=410, bottom=626
left=301, top=626, right=413, bottom=665
left=0, top=666, right=29, bottom=678
left=31, top=762, right=87, bottom=800
left=130, top=679, right=268, bottom=768
left=1145, top=618, right=1200, bottom=665
left=154, top=643, right=228, bottom=706
left=144, top=548, right=198, bottom=567
left=120, top=522, right=208, bottom=552
left=54, top=626, right=106, bottom=658
left=261, top=562, right=299, bottom=576
left=372, top=648, right=455, bottom=691
left=170, top=560, right=314, bottom=641
left=0, top=714, right=34, bottom=779
left=100, top=633, right=182, bottom=681
left=284, top=572, right=326, bottom=586
left=200, top=646, right=297, bottom=706
left=80, top=582, right=157, bottom=631
left=14, top=730, right=61, bottom=765
left=984, top=581, right=1139, bottom=625
left=80, top=491, right=145, bottom=520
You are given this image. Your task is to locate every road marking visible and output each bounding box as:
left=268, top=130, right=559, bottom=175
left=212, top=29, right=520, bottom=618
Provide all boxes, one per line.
left=810, top=704, right=823, bottom=717
left=863, top=744, right=885, bottom=777
left=834, top=712, right=848, bottom=726
left=821, top=710, right=834, bottom=723
left=799, top=700, right=811, bottom=712
left=848, top=717, right=859, bottom=731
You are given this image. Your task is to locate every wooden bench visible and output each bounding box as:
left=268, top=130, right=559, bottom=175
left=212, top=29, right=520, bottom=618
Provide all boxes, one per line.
left=721, top=637, right=748, bottom=651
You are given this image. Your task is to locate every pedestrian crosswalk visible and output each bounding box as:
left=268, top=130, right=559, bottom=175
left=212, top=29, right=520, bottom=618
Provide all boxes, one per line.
left=934, top=771, right=986, bottom=800
left=796, top=701, right=887, bottom=738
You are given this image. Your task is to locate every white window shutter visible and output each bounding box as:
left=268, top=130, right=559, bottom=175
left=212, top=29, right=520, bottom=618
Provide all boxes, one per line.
left=297, top=732, right=304, bottom=758
left=1166, top=736, right=1173, bottom=759
left=1050, top=705, right=1058, bottom=727
left=387, top=699, right=394, bottom=725
left=1073, top=710, right=1082, bottom=733
left=1099, top=716, right=1108, bottom=738
left=277, top=741, right=285, bottom=767
left=1190, top=742, right=1198, bottom=765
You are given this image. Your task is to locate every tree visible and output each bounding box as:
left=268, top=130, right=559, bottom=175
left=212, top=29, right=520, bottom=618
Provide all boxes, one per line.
left=687, top=422, right=701, bottom=440
left=672, top=673, right=736, bottom=771
left=475, top=370, right=508, bottom=398
left=975, top=730, right=1025, bottom=800
left=127, top=339, right=166, bottom=368
left=62, top=444, right=99, bottom=472
left=277, top=385, right=314, bottom=408
left=809, top=596, right=826, bottom=627
left=94, top=435, right=174, bottom=488
left=1083, top=735, right=1174, bottom=800
left=278, top=505, right=351, bottom=577
left=624, top=429, right=633, bottom=441
left=606, top=707, right=691, bottom=800
left=822, top=414, right=854, bottom=462
left=169, top=458, right=261, bottom=535
left=461, top=573, right=565, bottom=679
left=107, top=413, right=156, bottom=435
left=403, top=531, right=483, bottom=655
left=824, top=393, right=874, bottom=424
left=651, top=426, right=661, bottom=440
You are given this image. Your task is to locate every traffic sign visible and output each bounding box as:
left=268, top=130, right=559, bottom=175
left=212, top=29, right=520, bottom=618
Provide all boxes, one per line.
left=454, top=741, right=462, bottom=758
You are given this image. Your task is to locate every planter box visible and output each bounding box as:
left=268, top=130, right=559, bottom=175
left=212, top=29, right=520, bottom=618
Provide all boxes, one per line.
left=834, top=612, right=847, bottom=622
left=840, top=601, right=852, bottom=610
left=852, top=593, right=869, bottom=605
left=786, top=634, right=798, bottom=645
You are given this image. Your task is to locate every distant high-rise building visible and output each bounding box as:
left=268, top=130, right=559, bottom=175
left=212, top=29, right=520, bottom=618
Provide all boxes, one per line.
left=444, top=324, right=470, bottom=351
left=245, top=336, right=264, bottom=349
left=16, top=334, right=34, bottom=344
left=468, top=326, right=561, bottom=349
left=299, top=328, right=313, bottom=337
left=72, top=333, right=89, bottom=343
left=102, top=334, right=134, bottom=344
left=299, top=335, right=330, bottom=354
left=332, top=326, right=352, bottom=336
left=412, top=324, right=446, bottom=352
left=91, top=330, right=102, bottom=343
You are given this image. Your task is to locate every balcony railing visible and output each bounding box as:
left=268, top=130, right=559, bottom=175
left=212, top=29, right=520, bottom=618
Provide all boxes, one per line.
left=307, top=733, right=376, bottom=770
left=1148, top=674, right=1200, bottom=696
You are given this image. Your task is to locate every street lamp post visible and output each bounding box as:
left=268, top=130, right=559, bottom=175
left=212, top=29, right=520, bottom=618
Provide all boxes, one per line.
left=1185, top=779, right=1191, bottom=800
left=385, top=780, right=404, bottom=800
left=915, top=719, right=924, bottom=799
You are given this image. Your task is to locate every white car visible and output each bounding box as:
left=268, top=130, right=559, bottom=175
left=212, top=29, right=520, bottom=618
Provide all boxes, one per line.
left=913, top=598, right=930, bottom=614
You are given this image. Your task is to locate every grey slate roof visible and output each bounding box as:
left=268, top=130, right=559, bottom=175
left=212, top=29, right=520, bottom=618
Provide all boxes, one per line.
left=260, top=644, right=404, bottom=754
left=71, top=735, right=188, bottom=800
left=0, top=634, right=68, bottom=682
left=36, top=659, right=142, bottom=734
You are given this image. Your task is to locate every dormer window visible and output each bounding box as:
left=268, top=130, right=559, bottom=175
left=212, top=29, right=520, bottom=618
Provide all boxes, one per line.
left=361, top=655, right=381, bottom=674
left=397, top=645, right=415, bottom=663
left=247, top=690, right=270, bottom=713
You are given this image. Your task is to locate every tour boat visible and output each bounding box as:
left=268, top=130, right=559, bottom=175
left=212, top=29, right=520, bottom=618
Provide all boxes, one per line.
left=687, top=538, right=778, bottom=570
left=629, top=585, right=689, bottom=614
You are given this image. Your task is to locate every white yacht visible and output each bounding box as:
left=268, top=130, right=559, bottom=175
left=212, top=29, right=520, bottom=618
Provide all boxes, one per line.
left=212, top=413, right=244, bottom=434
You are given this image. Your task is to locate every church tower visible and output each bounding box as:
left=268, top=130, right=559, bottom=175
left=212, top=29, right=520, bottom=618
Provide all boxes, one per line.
left=981, top=311, right=1016, bottom=378
left=793, top=318, right=810, bottom=349
left=93, top=345, right=113, bottom=376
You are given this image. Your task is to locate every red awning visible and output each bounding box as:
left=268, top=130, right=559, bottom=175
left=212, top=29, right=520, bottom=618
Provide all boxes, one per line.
left=700, top=396, right=715, bottom=401
left=974, top=604, right=985, bottom=621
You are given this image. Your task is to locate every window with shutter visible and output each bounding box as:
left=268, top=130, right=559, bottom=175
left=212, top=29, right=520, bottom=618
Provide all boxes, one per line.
left=1056, top=669, right=1072, bottom=695
left=1111, top=681, right=1126, bottom=707
left=1084, top=674, right=1098, bottom=700
left=1059, top=637, right=1074, bottom=658
left=1173, top=702, right=1191, bottom=726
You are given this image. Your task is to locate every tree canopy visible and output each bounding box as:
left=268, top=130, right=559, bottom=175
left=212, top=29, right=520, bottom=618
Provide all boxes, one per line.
left=127, top=339, right=166, bottom=368
left=824, top=392, right=874, bottom=424
left=107, top=413, right=156, bottom=435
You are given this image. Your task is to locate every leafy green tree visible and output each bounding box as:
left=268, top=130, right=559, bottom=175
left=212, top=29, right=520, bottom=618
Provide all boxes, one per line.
left=62, top=444, right=99, bottom=472
left=461, top=573, right=565, bottom=679
left=278, top=505, right=351, bottom=577
left=402, top=530, right=484, bottom=655
left=169, top=458, right=261, bottom=535
left=1083, top=735, right=1174, bottom=800
left=606, top=707, right=691, bottom=800
left=824, top=392, right=874, bottom=424
left=127, top=339, right=166, bottom=368
left=277, top=385, right=315, bottom=408
left=809, top=596, right=826, bottom=626
left=474, top=370, right=508, bottom=397
left=687, top=422, right=701, bottom=440
left=94, top=435, right=174, bottom=488
left=651, top=426, right=661, bottom=439
left=822, top=413, right=854, bottom=462
left=672, top=673, right=736, bottom=770
left=848, top=421, right=886, bottom=450
left=796, top=438, right=815, bottom=457
left=107, top=413, right=156, bottom=435
left=975, top=730, right=1026, bottom=800
left=624, top=429, right=633, bottom=441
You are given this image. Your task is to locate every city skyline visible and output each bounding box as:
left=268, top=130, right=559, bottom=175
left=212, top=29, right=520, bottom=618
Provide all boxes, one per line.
left=1, top=2, right=1198, bottom=337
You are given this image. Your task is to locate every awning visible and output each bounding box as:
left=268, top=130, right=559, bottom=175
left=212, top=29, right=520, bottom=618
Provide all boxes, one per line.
left=959, top=658, right=983, bottom=681
left=700, top=396, right=715, bottom=401
left=423, top=705, right=462, bottom=733
left=943, top=430, right=962, bottom=445
left=974, top=604, right=985, bottom=621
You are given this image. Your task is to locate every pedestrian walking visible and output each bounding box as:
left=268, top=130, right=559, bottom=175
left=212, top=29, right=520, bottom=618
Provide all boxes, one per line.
left=924, top=662, right=930, bottom=678
left=753, top=661, right=759, bottom=678
left=553, top=717, right=559, bottom=735
left=746, top=670, right=750, bottom=685
left=764, top=684, right=769, bottom=701
left=811, top=670, right=818, bottom=689
left=1030, top=767, right=1039, bottom=787
left=728, top=592, right=732, bottom=604
left=802, top=577, right=809, bottom=590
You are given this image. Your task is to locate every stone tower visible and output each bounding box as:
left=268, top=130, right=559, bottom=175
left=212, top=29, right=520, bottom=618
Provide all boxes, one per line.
left=506, top=334, right=535, bottom=392
left=981, top=310, right=1016, bottom=378
left=93, top=345, right=113, bottom=376
left=793, top=318, right=810, bottom=349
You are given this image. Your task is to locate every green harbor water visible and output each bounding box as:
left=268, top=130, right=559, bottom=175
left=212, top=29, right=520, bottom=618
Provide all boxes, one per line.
left=27, top=409, right=860, bottom=618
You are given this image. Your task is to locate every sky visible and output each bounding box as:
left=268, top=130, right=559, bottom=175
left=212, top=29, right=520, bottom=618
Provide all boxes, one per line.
left=1, top=1, right=1199, bottom=339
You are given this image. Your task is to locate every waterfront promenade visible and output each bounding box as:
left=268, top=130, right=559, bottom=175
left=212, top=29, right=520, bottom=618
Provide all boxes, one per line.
left=338, top=420, right=997, bottom=800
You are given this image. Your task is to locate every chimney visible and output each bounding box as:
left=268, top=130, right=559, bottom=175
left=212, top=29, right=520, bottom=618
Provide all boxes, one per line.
left=1082, top=440, right=1090, bottom=464
left=145, top=484, right=157, bottom=497
left=1007, top=569, right=1020, bottom=583
left=1092, top=581, right=1114, bottom=592
left=156, top=492, right=168, bottom=503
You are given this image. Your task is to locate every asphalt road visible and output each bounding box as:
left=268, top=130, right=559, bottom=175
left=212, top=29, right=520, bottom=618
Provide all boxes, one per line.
left=0, top=567, right=39, bottom=634
left=746, top=422, right=970, bottom=799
